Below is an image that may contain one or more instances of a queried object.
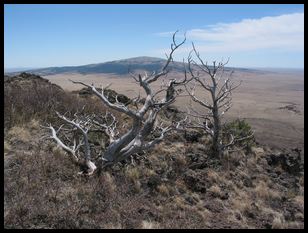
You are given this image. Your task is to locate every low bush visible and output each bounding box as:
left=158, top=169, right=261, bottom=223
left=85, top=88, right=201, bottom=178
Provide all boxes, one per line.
left=223, top=118, right=255, bottom=152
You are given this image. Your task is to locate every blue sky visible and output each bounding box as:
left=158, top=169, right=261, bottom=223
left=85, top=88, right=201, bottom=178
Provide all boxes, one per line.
left=4, top=4, right=304, bottom=69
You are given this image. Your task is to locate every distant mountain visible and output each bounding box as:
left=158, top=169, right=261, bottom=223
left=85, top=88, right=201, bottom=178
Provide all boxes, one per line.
left=6, top=57, right=187, bottom=76
left=5, top=56, right=268, bottom=76
left=4, top=67, right=41, bottom=73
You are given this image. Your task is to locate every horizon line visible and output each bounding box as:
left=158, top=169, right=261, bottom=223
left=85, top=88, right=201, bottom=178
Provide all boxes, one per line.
left=4, top=55, right=304, bottom=71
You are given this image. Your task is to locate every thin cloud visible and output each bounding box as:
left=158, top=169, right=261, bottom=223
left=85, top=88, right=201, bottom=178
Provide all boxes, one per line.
left=155, top=12, right=304, bottom=54
left=154, top=31, right=177, bottom=37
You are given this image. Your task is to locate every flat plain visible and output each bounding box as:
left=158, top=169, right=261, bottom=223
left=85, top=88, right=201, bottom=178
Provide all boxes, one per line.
left=43, top=69, right=304, bottom=154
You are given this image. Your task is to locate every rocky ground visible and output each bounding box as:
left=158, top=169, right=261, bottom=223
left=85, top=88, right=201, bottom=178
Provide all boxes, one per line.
left=4, top=73, right=304, bottom=229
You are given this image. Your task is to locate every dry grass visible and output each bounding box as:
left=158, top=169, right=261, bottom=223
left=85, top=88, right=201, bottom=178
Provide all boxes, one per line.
left=246, top=157, right=258, bottom=170
left=286, top=189, right=298, bottom=199
left=173, top=196, right=186, bottom=209
left=228, top=150, right=246, bottom=166
left=52, top=146, right=67, bottom=158
left=174, top=154, right=187, bottom=167
left=102, top=172, right=117, bottom=194
left=103, top=223, right=123, bottom=229
left=255, top=180, right=281, bottom=201
left=230, top=186, right=254, bottom=214
left=255, top=181, right=270, bottom=199
left=157, top=141, right=185, bottom=155
left=292, top=195, right=304, bottom=209
left=272, top=216, right=285, bottom=229
left=227, top=209, right=244, bottom=223
left=197, top=207, right=212, bottom=221
left=294, top=212, right=304, bottom=221
left=4, top=131, right=304, bottom=229
left=286, top=221, right=302, bottom=229
left=157, top=184, right=170, bottom=196
left=208, top=184, right=222, bottom=197
left=231, top=198, right=251, bottom=213
left=7, top=126, right=31, bottom=143
left=198, top=135, right=211, bottom=145
left=207, top=169, right=220, bottom=183
left=5, top=144, right=159, bottom=228
left=125, top=167, right=140, bottom=182
left=132, top=180, right=142, bottom=193
left=174, top=179, right=188, bottom=194
left=140, top=220, right=160, bottom=229
left=29, top=118, right=40, bottom=130
left=251, top=146, right=264, bottom=157
left=143, top=168, right=156, bottom=177
left=4, top=141, right=11, bottom=153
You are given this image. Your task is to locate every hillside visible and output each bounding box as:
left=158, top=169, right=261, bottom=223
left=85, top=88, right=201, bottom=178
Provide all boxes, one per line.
left=4, top=73, right=304, bottom=229
left=5, top=57, right=183, bottom=76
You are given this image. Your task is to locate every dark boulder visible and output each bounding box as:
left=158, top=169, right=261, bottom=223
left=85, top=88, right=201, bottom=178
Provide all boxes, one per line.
left=184, top=130, right=203, bottom=143
left=184, top=194, right=199, bottom=205
left=147, top=175, right=162, bottom=190
left=183, top=170, right=207, bottom=193
left=75, top=87, right=130, bottom=105
left=203, top=200, right=224, bottom=213
left=266, top=149, right=302, bottom=175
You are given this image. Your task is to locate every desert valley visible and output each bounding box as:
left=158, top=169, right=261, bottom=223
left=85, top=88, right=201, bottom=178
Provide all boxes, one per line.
left=38, top=57, right=304, bottom=153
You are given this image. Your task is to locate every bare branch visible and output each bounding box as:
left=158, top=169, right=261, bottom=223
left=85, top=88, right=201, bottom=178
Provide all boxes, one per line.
left=146, top=31, right=186, bottom=84
left=184, top=43, right=246, bottom=158
left=70, top=80, right=137, bottom=119
left=184, top=84, right=213, bottom=109
left=52, top=111, right=97, bottom=175
left=45, top=124, right=79, bottom=162
left=44, top=31, right=189, bottom=169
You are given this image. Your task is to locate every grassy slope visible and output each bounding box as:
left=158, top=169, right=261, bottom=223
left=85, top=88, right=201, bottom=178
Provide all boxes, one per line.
left=4, top=74, right=304, bottom=229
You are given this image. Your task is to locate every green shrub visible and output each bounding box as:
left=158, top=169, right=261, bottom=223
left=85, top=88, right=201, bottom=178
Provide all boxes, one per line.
left=223, top=119, right=255, bottom=152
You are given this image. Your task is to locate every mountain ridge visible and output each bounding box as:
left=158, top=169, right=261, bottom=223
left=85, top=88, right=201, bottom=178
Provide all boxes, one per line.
left=5, top=56, right=266, bottom=76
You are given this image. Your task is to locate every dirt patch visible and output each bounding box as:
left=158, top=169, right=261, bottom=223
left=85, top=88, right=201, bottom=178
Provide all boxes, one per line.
left=278, top=103, right=301, bottom=114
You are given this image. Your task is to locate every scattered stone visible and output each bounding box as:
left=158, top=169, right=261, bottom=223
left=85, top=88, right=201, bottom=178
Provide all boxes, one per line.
left=183, top=170, right=207, bottom=193
left=137, top=206, right=156, bottom=218
left=235, top=212, right=242, bottom=220
left=245, top=210, right=255, bottom=219
left=184, top=194, right=199, bottom=205
left=284, top=210, right=295, bottom=221
left=264, top=223, right=272, bottom=229
left=243, top=177, right=253, bottom=187
left=278, top=103, right=301, bottom=114
left=268, top=173, right=278, bottom=179
left=266, top=150, right=302, bottom=175
left=220, top=192, right=229, bottom=200
left=147, top=175, right=162, bottom=190
left=204, top=200, right=224, bottom=213
left=186, top=153, right=200, bottom=162
left=184, top=130, right=203, bottom=143
left=294, top=212, right=304, bottom=222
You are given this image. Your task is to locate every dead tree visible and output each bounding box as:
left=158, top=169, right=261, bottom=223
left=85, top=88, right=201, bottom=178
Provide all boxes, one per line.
left=185, top=43, right=253, bottom=158
left=46, top=32, right=188, bottom=173
left=43, top=111, right=99, bottom=175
